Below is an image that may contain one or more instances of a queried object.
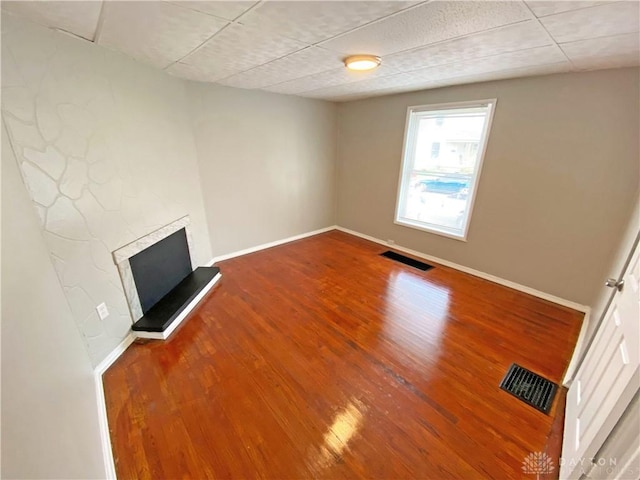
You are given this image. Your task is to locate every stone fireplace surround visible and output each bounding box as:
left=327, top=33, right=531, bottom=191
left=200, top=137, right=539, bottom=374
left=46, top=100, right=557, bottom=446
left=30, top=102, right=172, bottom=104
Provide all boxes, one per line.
left=112, top=215, right=221, bottom=339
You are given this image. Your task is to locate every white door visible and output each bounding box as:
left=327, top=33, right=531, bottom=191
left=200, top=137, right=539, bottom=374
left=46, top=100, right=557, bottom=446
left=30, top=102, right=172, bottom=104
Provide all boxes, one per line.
left=561, top=241, right=640, bottom=479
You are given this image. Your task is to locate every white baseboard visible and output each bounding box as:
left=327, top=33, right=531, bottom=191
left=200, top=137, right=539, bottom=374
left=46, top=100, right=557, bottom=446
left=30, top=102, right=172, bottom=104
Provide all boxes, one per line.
left=562, top=308, right=591, bottom=386
left=92, top=269, right=223, bottom=478
left=335, top=225, right=590, bottom=313
left=206, top=225, right=337, bottom=266
left=133, top=272, right=222, bottom=340
left=94, top=332, right=135, bottom=480
left=94, top=333, right=135, bottom=376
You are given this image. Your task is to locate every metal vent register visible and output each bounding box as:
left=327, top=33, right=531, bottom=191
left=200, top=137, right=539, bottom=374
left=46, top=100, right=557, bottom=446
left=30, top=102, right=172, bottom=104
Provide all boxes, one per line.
left=500, top=364, right=558, bottom=414
left=380, top=251, right=433, bottom=271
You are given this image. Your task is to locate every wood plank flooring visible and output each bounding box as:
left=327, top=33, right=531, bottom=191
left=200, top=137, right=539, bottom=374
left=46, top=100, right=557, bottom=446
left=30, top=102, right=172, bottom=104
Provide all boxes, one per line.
left=103, top=230, right=583, bottom=479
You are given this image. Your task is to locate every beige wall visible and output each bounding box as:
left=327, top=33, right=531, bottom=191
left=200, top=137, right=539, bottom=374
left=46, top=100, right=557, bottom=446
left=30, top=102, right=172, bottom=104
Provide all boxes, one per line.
left=1, top=121, right=106, bottom=479
left=1, top=14, right=212, bottom=366
left=188, top=83, right=337, bottom=257
left=336, top=68, right=639, bottom=307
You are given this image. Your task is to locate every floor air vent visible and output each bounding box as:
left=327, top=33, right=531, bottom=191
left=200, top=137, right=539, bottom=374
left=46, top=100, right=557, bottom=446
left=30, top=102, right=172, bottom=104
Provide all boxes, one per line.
left=500, top=364, right=558, bottom=414
left=381, top=251, right=433, bottom=271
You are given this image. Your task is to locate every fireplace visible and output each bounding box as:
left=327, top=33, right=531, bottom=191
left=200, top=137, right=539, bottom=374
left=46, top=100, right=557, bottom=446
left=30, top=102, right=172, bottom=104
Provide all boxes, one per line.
left=112, top=216, right=221, bottom=339
left=130, top=228, right=192, bottom=314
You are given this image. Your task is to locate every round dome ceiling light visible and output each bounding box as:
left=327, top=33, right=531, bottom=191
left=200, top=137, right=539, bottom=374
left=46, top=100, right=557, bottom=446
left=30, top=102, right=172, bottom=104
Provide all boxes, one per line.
left=344, top=54, right=381, bottom=71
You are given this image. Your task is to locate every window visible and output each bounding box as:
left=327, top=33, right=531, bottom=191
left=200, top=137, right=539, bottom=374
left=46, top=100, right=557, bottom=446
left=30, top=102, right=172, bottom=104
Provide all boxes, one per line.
left=395, top=99, right=496, bottom=241
left=430, top=142, right=440, bottom=158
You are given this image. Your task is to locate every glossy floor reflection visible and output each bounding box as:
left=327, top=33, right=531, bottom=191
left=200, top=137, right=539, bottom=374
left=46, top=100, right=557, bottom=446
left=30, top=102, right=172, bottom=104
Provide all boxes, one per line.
left=103, top=230, right=583, bottom=479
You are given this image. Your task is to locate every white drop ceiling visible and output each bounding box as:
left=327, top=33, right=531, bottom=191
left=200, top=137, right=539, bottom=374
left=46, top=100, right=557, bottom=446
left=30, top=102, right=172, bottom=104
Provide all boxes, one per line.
left=2, top=1, right=639, bottom=102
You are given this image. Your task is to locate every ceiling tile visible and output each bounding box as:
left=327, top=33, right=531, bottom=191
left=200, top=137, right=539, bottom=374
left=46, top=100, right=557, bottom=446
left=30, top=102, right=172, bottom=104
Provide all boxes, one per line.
left=6, top=0, right=638, bottom=101
left=98, top=2, right=228, bottom=69
left=384, top=20, right=552, bottom=73
left=321, top=62, right=573, bottom=102
left=238, top=1, right=418, bottom=44
left=217, top=47, right=344, bottom=90
left=165, top=62, right=219, bottom=83
left=168, top=1, right=258, bottom=20
left=431, top=61, right=573, bottom=88
left=570, top=52, right=640, bottom=70
left=320, top=1, right=531, bottom=56
left=525, top=1, right=606, bottom=18
left=302, top=45, right=568, bottom=99
left=540, top=2, right=640, bottom=43
left=166, top=59, right=244, bottom=84
left=400, top=45, right=568, bottom=83
left=264, top=64, right=400, bottom=95
left=1, top=0, right=101, bottom=40
left=561, top=32, right=640, bottom=70
left=306, top=61, right=572, bottom=102
left=301, top=72, right=418, bottom=99
left=173, top=23, right=307, bottom=82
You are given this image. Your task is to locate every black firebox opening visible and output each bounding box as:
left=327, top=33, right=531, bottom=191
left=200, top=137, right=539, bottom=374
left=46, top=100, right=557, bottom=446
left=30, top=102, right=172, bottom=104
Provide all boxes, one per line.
left=129, top=228, right=192, bottom=314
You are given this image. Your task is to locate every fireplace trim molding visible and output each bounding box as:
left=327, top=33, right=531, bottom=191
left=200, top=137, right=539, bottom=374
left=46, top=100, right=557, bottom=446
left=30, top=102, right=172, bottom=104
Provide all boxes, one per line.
left=112, top=215, right=197, bottom=322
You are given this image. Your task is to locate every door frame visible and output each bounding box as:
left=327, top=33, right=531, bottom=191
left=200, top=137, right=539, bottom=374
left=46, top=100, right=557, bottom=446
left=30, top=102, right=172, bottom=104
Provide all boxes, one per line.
left=563, top=231, right=640, bottom=387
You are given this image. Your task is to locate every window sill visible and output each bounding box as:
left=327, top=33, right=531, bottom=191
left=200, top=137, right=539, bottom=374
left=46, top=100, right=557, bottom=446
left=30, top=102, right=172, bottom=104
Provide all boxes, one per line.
left=394, top=218, right=468, bottom=242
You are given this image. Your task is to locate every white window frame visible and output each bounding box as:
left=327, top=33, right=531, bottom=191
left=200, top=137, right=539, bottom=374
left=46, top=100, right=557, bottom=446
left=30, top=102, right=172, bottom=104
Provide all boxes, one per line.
left=394, top=99, right=497, bottom=241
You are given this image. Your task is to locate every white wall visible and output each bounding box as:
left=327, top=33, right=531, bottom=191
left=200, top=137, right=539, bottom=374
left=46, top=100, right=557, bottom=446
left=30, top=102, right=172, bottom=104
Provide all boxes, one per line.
left=1, top=14, right=212, bottom=366
left=336, top=68, right=639, bottom=308
left=1, top=120, right=106, bottom=479
left=188, top=83, right=337, bottom=257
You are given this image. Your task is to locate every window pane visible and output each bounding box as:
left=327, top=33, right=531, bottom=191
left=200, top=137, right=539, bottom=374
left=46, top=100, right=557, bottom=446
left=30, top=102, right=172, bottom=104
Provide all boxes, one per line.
left=413, top=114, right=485, bottom=174
left=396, top=101, right=495, bottom=239
left=404, top=173, right=471, bottom=230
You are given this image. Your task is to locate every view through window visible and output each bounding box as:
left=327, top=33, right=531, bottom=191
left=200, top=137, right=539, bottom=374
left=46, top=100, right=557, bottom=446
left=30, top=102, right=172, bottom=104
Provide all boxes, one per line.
left=395, top=100, right=496, bottom=240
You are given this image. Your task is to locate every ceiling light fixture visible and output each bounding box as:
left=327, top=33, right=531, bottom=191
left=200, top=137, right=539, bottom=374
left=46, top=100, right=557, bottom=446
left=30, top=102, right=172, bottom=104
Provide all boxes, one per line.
left=344, top=54, right=381, bottom=71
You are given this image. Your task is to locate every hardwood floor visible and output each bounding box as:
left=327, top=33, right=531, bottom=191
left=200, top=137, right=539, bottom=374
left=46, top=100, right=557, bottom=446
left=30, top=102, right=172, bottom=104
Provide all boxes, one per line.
left=103, top=230, right=583, bottom=479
